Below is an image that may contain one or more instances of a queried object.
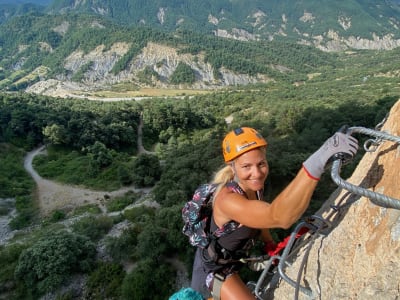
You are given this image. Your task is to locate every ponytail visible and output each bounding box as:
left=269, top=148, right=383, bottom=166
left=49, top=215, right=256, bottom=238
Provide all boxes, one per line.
left=211, top=165, right=234, bottom=203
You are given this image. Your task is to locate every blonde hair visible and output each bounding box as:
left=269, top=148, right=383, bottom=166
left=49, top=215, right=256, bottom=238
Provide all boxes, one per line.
left=211, top=164, right=234, bottom=203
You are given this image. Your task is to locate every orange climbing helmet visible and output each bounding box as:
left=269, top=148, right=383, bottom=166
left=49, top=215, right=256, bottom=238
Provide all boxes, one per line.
left=222, top=127, right=267, bottom=162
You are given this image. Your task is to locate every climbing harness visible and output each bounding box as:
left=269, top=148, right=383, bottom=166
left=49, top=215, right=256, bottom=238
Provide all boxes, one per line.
left=212, top=272, right=226, bottom=300
left=247, top=124, right=400, bottom=299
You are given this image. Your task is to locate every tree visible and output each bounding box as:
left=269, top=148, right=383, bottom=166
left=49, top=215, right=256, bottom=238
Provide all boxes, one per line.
left=85, top=141, right=114, bottom=175
left=131, top=153, right=161, bottom=187
left=14, top=231, right=96, bottom=295
left=72, top=215, right=114, bottom=242
left=85, top=262, right=125, bottom=300
left=170, top=62, right=196, bottom=85
left=42, top=124, right=68, bottom=145
left=120, top=259, right=175, bottom=300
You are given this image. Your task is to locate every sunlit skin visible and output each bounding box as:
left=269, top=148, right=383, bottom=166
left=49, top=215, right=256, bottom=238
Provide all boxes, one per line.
left=212, top=147, right=319, bottom=299
left=230, top=148, right=269, bottom=197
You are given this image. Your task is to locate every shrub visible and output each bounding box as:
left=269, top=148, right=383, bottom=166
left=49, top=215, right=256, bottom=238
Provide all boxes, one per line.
left=131, top=153, right=161, bottom=187
left=71, top=215, right=113, bottom=242
left=120, top=259, right=175, bottom=300
left=170, top=62, right=195, bottom=85
left=85, top=262, right=125, bottom=300
left=14, top=231, right=96, bottom=295
left=105, top=227, right=139, bottom=262
left=123, top=205, right=155, bottom=224
left=106, top=191, right=141, bottom=212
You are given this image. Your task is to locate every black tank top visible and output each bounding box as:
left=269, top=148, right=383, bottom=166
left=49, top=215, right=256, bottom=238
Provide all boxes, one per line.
left=210, top=217, right=259, bottom=252
left=202, top=181, right=261, bottom=270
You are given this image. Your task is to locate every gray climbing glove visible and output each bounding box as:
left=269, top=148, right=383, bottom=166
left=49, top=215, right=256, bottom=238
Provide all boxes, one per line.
left=303, top=132, right=358, bottom=179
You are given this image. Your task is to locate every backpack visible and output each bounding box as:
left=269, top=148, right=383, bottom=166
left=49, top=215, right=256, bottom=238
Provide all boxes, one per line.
left=181, top=182, right=244, bottom=250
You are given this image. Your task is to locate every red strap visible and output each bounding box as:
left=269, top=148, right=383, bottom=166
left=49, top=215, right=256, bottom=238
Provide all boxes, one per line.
left=264, top=227, right=309, bottom=257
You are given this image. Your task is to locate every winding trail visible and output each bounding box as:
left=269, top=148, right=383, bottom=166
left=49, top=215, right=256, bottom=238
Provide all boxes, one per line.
left=16, top=116, right=190, bottom=290
left=25, top=113, right=153, bottom=215
left=25, top=146, right=151, bottom=215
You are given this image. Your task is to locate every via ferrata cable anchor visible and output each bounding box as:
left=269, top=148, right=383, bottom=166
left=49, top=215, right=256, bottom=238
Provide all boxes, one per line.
left=330, top=126, right=400, bottom=210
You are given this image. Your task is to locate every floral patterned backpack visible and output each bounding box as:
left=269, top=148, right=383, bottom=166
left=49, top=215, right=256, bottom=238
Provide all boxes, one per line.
left=181, top=182, right=245, bottom=249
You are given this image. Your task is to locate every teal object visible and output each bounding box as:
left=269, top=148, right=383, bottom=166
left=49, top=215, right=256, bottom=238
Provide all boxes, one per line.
left=169, top=287, right=204, bottom=300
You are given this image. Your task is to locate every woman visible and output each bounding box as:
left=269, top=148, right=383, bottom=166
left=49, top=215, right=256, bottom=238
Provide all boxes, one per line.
left=191, top=127, right=358, bottom=299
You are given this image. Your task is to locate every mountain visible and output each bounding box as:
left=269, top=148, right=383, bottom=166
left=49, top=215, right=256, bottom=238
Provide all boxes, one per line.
left=0, top=12, right=339, bottom=95
left=0, top=2, right=45, bottom=24
left=46, top=0, right=400, bottom=51
left=1, top=1, right=400, bottom=95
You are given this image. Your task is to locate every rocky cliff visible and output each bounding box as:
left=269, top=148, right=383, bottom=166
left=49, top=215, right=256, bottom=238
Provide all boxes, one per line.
left=26, top=41, right=270, bottom=97
left=272, top=100, right=400, bottom=299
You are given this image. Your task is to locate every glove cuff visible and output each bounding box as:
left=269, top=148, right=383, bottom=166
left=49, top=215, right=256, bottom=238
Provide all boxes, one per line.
left=302, top=149, right=325, bottom=180
left=302, top=163, right=321, bottom=180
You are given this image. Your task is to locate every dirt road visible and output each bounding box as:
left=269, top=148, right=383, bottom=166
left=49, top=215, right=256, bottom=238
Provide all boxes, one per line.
left=25, top=113, right=155, bottom=215
left=25, top=146, right=152, bottom=215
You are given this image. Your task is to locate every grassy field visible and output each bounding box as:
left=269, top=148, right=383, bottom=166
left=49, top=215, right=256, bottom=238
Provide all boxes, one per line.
left=89, top=87, right=214, bottom=99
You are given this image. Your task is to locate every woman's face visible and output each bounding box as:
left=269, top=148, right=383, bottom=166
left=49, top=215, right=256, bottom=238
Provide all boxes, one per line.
left=232, top=147, right=268, bottom=192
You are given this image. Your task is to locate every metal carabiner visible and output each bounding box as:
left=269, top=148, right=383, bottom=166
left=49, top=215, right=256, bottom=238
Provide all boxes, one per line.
left=363, top=137, right=382, bottom=152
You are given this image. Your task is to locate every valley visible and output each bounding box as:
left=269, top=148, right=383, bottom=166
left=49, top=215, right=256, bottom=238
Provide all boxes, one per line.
left=1, top=1, right=400, bottom=299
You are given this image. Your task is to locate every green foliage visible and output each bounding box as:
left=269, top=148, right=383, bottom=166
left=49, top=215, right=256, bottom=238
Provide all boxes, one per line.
left=71, top=61, right=94, bottom=82
left=105, top=227, right=140, bottom=262
left=170, top=62, right=196, bottom=85
left=71, top=215, right=114, bottom=242
left=153, top=204, right=189, bottom=256
left=49, top=210, right=66, bottom=222
left=106, top=191, right=142, bottom=212
left=0, top=93, right=141, bottom=151
left=70, top=204, right=102, bottom=216
left=152, top=128, right=224, bottom=206
left=123, top=205, right=156, bottom=224
left=14, top=230, right=96, bottom=295
left=0, top=143, right=34, bottom=198
left=0, top=15, right=400, bottom=298
left=131, top=153, right=161, bottom=187
left=0, top=12, right=342, bottom=88
left=0, top=243, right=28, bottom=294
left=120, top=258, right=175, bottom=300
left=136, top=225, right=168, bottom=260
left=45, top=0, right=400, bottom=41
left=85, top=262, right=125, bottom=300
left=85, top=141, right=115, bottom=175
left=32, top=146, right=130, bottom=190
left=9, top=195, right=38, bottom=230
left=42, top=124, right=68, bottom=145
left=137, top=66, right=159, bottom=85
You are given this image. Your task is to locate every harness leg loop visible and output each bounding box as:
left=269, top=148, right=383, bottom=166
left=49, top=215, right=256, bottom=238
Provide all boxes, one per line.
left=212, top=272, right=226, bottom=300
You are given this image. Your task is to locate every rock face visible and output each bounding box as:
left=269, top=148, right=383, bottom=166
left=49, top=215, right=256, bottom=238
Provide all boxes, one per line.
left=26, top=42, right=272, bottom=97
left=272, top=100, right=400, bottom=299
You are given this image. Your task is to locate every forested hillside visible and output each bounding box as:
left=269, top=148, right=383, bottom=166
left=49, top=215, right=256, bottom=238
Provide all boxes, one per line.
left=1, top=1, right=400, bottom=95
left=47, top=0, right=400, bottom=41
left=1, top=1, right=400, bottom=299
left=0, top=12, right=338, bottom=93
left=0, top=69, right=398, bottom=298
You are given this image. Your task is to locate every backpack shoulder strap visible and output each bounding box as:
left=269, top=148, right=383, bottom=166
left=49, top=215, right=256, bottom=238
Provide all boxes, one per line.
left=211, top=181, right=247, bottom=238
